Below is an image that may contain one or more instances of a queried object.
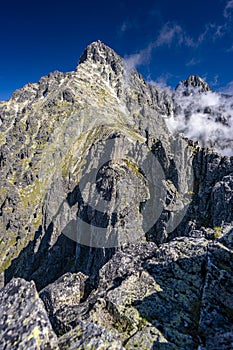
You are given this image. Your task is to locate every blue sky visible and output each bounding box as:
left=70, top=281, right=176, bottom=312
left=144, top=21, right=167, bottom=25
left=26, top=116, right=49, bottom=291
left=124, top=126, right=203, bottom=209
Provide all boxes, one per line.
left=0, top=0, right=233, bottom=100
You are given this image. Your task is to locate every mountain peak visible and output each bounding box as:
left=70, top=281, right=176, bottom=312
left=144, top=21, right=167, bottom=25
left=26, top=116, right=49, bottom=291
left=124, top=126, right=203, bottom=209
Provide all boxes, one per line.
left=77, top=41, right=123, bottom=74
left=176, top=75, right=211, bottom=93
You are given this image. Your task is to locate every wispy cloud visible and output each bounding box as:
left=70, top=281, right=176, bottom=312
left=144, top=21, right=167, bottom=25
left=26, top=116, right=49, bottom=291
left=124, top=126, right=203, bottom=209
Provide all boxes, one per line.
left=147, top=72, right=174, bottom=90
left=118, top=19, right=137, bottom=36
left=197, top=23, right=217, bottom=43
left=213, top=24, right=226, bottom=38
left=210, top=75, right=219, bottom=87
left=226, top=44, right=233, bottom=52
left=219, top=80, right=233, bottom=95
left=124, top=45, right=153, bottom=70
left=186, top=58, right=201, bottom=67
left=120, top=21, right=128, bottom=33
left=155, top=23, right=195, bottom=47
left=224, top=0, right=233, bottom=18
left=155, top=23, right=183, bottom=46
left=205, top=1, right=233, bottom=40
left=124, top=22, right=195, bottom=70
left=195, top=22, right=229, bottom=44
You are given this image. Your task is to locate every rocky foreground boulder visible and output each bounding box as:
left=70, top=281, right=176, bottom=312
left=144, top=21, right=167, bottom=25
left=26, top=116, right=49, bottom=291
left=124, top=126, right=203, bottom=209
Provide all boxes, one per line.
left=0, top=278, right=58, bottom=349
left=0, top=228, right=232, bottom=349
left=0, top=41, right=233, bottom=349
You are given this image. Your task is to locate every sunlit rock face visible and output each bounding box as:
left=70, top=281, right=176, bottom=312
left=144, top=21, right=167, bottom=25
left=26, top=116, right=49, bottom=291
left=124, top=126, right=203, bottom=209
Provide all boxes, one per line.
left=0, top=41, right=233, bottom=350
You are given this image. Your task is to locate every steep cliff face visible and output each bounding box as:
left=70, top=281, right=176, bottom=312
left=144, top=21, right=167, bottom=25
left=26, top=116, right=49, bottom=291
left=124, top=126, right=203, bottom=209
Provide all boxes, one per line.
left=0, top=41, right=192, bottom=285
left=0, top=41, right=233, bottom=349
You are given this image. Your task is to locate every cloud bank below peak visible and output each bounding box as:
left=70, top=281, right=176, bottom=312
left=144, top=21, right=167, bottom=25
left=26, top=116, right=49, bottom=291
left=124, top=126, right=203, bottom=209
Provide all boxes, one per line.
left=166, top=85, right=233, bottom=156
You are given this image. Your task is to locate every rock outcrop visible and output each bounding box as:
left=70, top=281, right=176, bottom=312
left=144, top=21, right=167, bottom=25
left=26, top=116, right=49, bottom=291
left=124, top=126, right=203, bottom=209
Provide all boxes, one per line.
left=176, top=75, right=211, bottom=93
left=0, top=278, right=58, bottom=349
left=0, top=41, right=233, bottom=349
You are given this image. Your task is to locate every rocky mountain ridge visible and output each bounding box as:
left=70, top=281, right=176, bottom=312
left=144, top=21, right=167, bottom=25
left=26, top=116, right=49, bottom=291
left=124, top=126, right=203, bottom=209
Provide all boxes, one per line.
left=0, top=41, right=233, bottom=349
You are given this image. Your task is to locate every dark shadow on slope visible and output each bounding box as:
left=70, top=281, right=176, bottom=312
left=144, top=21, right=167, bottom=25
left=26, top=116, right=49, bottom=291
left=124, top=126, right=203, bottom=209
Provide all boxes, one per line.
left=4, top=224, right=76, bottom=291
left=4, top=183, right=115, bottom=291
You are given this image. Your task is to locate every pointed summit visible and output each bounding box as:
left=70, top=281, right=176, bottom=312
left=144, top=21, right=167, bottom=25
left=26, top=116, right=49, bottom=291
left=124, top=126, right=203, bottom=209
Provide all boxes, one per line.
left=77, top=41, right=124, bottom=75
left=176, top=75, right=211, bottom=93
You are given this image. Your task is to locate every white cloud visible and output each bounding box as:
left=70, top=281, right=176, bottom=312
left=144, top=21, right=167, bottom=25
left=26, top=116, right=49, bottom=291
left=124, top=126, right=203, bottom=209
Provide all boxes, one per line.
left=147, top=73, right=173, bottom=90
left=155, top=23, right=182, bottom=46
left=155, top=23, right=195, bottom=47
left=224, top=0, right=233, bottom=18
left=166, top=87, right=233, bottom=156
left=124, top=45, right=153, bottom=70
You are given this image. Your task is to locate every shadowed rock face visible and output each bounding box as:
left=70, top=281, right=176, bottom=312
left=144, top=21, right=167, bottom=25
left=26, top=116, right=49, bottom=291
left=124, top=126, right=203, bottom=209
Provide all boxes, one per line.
left=0, top=41, right=233, bottom=349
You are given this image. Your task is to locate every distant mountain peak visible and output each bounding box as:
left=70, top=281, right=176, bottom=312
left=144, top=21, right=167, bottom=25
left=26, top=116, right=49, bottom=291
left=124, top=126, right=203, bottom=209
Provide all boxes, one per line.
left=77, top=41, right=123, bottom=75
left=176, top=75, right=211, bottom=93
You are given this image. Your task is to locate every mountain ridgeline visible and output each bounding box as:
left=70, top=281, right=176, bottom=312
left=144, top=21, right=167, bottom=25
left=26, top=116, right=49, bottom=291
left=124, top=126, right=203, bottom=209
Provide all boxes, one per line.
left=0, top=41, right=233, bottom=349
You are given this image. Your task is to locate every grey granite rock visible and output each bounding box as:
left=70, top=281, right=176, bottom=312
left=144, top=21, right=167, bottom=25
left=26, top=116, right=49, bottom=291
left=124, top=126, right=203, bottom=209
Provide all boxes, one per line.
left=41, top=232, right=232, bottom=349
left=0, top=278, right=58, bottom=349
left=40, top=272, right=88, bottom=317
left=211, top=173, right=233, bottom=226
left=198, top=228, right=233, bottom=349
left=58, top=320, right=125, bottom=349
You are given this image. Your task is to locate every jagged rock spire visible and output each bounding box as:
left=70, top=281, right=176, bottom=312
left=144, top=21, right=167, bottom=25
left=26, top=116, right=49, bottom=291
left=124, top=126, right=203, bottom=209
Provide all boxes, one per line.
left=176, top=75, right=211, bottom=93
left=77, top=40, right=124, bottom=75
